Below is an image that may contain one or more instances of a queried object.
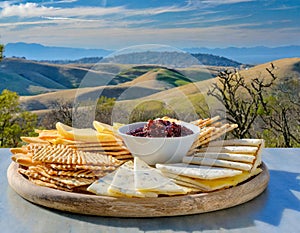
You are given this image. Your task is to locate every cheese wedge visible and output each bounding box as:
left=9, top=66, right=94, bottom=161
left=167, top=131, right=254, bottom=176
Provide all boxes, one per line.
left=87, top=170, right=118, bottom=196
left=56, top=122, right=116, bottom=142
left=162, top=168, right=262, bottom=192
left=134, top=158, right=188, bottom=195
left=156, top=163, right=242, bottom=180
left=93, top=121, right=114, bottom=134
left=108, top=161, right=158, bottom=198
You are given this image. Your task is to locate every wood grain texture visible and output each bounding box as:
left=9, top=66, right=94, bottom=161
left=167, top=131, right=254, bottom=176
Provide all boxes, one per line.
left=7, top=162, right=269, bottom=217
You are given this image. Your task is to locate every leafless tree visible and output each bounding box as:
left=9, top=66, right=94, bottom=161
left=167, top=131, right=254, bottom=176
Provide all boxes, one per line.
left=208, top=65, right=277, bottom=139
left=260, top=74, right=300, bottom=147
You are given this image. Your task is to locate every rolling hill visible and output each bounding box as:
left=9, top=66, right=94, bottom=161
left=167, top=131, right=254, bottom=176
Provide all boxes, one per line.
left=19, top=65, right=217, bottom=111
left=0, top=58, right=132, bottom=95
left=112, top=57, right=300, bottom=121
left=10, top=57, right=300, bottom=117
left=138, top=57, right=300, bottom=102
left=0, top=56, right=230, bottom=96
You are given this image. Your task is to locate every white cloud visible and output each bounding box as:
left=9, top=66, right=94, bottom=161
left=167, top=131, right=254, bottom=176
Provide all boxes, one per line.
left=1, top=3, right=55, bottom=18
left=203, top=0, right=254, bottom=4
left=0, top=2, right=198, bottom=31
left=1, top=1, right=298, bottom=50
left=269, top=5, right=300, bottom=11
left=0, top=1, right=16, bottom=8
left=2, top=22, right=299, bottom=49
left=0, top=2, right=125, bottom=18
left=0, top=2, right=195, bottom=19
left=187, top=0, right=254, bottom=7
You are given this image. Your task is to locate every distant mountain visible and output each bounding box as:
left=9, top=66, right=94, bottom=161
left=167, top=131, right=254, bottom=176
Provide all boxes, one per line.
left=191, top=53, right=242, bottom=67
left=184, top=46, right=300, bottom=64
left=4, top=42, right=299, bottom=64
left=4, top=42, right=112, bottom=60
left=101, top=51, right=242, bottom=68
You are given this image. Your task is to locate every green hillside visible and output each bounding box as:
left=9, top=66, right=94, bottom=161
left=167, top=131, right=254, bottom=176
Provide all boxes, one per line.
left=0, top=58, right=126, bottom=95
left=19, top=66, right=200, bottom=111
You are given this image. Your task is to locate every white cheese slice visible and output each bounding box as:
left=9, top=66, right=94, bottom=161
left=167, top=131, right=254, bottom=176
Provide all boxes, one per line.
left=182, top=157, right=252, bottom=171
left=134, top=157, right=189, bottom=195
left=87, top=169, right=118, bottom=196
left=108, top=161, right=158, bottom=198
left=156, top=163, right=242, bottom=179
left=192, top=152, right=256, bottom=163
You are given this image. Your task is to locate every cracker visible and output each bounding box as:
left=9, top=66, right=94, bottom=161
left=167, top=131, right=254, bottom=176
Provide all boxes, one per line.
left=49, top=163, right=120, bottom=171
left=207, top=139, right=264, bottom=147
left=21, top=137, right=50, bottom=144
left=195, top=145, right=258, bottom=154
left=10, top=147, right=28, bottom=154
left=19, top=167, right=72, bottom=190
left=31, top=166, right=95, bottom=187
left=37, top=129, right=60, bottom=140
left=104, top=150, right=131, bottom=156
left=12, top=154, right=40, bottom=167
left=191, top=116, right=221, bottom=128
left=31, top=145, right=122, bottom=166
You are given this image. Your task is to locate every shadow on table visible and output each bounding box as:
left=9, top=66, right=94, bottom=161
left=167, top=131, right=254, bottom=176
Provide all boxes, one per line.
left=6, top=169, right=300, bottom=232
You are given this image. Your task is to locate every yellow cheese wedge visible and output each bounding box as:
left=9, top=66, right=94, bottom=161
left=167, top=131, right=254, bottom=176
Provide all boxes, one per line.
left=93, top=121, right=114, bottom=134
left=56, top=122, right=116, bottom=142
left=163, top=168, right=262, bottom=192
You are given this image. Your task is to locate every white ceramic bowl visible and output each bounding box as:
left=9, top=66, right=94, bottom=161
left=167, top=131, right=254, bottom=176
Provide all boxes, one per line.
left=118, top=121, right=200, bottom=165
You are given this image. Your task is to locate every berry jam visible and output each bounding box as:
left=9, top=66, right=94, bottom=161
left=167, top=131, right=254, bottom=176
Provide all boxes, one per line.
left=127, top=119, right=193, bottom=137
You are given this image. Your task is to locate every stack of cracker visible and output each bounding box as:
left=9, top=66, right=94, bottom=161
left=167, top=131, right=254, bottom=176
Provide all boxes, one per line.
left=10, top=120, right=132, bottom=192
left=189, top=116, right=238, bottom=154
left=11, top=144, right=123, bottom=192
left=20, top=121, right=132, bottom=161
left=156, top=139, right=264, bottom=192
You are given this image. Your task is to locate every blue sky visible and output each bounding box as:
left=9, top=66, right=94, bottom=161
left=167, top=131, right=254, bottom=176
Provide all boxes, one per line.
left=0, top=0, right=299, bottom=49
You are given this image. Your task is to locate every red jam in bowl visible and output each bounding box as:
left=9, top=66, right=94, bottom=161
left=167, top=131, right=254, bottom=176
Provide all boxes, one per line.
left=127, top=119, right=193, bottom=137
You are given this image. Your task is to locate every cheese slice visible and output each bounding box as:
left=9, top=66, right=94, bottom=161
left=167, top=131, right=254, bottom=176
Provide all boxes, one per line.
left=163, top=168, right=262, bottom=192
left=134, top=157, right=188, bottom=195
left=56, top=122, right=116, bottom=142
left=108, top=161, right=158, bottom=198
left=192, top=152, right=256, bottom=163
left=156, top=163, right=242, bottom=180
left=87, top=170, right=118, bottom=196
left=182, top=157, right=252, bottom=171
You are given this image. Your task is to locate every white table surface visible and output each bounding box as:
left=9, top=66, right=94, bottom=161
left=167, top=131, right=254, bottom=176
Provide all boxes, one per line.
left=1, top=148, right=300, bottom=233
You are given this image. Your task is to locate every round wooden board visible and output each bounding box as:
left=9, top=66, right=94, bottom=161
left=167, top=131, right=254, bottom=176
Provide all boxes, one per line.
left=7, top=162, right=269, bottom=218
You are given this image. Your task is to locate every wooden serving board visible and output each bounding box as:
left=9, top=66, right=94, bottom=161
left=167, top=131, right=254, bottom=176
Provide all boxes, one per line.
left=7, top=162, right=269, bottom=218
